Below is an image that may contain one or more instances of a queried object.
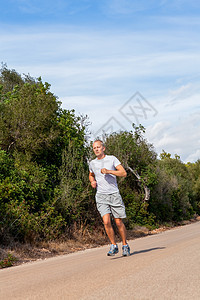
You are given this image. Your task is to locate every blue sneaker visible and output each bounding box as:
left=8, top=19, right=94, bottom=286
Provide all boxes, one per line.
left=107, top=244, right=119, bottom=256
left=122, top=244, right=130, bottom=256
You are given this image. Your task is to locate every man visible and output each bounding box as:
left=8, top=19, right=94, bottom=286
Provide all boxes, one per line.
left=89, top=139, right=130, bottom=256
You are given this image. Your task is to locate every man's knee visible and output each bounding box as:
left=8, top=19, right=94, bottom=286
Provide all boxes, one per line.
left=115, top=218, right=124, bottom=227
left=103, top=214, right=111, bottom=226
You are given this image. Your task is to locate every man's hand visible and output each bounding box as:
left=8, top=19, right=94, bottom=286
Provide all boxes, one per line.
left=101, top=165, right=127, bottom=177
left=91, top=181, right=97, bottom=188
left=101, top=168, right=108, bottom=174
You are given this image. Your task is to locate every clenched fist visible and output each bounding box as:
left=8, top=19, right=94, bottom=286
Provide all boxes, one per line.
left=91, top=181, right=97, bottom=188
left=101, top=168, right=109, bottom=174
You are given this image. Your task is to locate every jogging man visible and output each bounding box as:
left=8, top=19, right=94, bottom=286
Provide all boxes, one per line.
left=89, top=139, right=130, bottom=256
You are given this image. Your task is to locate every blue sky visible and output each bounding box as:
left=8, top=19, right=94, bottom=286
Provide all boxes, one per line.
left=1, top=0, right=200, bottom=162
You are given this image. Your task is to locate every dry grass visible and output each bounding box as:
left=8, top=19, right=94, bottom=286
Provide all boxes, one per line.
left=1, top=217, right=199, bottom=268
left=0, top=225, right=147, bottom=267
left=0, top=225, right=110, bottom=267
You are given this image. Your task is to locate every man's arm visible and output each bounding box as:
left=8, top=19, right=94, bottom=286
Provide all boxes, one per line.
left=89, top=171, right=97, bottom=188
left=101, top=164, right=127, bottom=177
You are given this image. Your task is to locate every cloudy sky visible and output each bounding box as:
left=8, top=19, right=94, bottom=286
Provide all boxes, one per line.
left=1, top=0, right=200, bottom=162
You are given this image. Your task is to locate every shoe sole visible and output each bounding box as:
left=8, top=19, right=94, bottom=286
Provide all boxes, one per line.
left=107, top=251, right=119, bottom=256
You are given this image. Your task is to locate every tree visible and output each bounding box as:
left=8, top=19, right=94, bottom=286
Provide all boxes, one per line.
left=150, top=153, right=194, bottom=222
left=0, top=71, right=60, bottom=156
left=0, top=63, right=24, bottom=93
left=186, top=160, right=200, bottom=214
left=0, top=66, right=91, bottom=242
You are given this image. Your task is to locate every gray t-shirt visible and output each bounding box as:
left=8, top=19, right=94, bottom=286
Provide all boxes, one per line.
left=89, top=155, right=121, bottom=194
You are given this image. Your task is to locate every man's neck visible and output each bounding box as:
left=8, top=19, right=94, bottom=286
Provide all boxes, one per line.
left=97, top=154, right=106, bottom=160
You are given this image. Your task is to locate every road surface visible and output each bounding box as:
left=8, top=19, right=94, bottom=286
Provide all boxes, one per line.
left=1, top=222, right=200, bottom=299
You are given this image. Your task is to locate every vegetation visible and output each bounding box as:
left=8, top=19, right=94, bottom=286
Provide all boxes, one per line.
left=0, top=65, right=199, bottom=249
left=0, top=253, right=17, bottom=268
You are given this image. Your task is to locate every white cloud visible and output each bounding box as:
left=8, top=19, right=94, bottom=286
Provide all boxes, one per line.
left=186, top=149, right=200, bottom=163
left=1, top=27, right=199, bottom=90
left=0, top=24, right=200, bottom=162
left=146, top=111, right=200, bottom=163
left=169, top=84, right=192, bottom=97
left=146, top=121, right=171, bottom=142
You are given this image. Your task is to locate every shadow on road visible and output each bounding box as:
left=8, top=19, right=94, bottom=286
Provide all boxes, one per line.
left=111, top=247, right=166, bottom=259
left=133, top=247, right=166, bottom=255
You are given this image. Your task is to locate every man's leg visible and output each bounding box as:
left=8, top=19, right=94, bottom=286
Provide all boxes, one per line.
left=102, top=213, right=116, bottom=245
left=114, top=218, right=127, bottom=245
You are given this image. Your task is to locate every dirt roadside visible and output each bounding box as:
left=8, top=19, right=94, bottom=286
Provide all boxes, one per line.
left=1, top=216, right=200, bottom=268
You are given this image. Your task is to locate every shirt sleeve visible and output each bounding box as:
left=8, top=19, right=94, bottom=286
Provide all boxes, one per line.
left=89, top=161, right=94, bottom=173
left=113, top=156, right=121, bottom=168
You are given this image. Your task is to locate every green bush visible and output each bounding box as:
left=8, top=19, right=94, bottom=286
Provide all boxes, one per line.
left=0, top=253, right=17, bottom=268
left=1, top=66, right=199, bottom=245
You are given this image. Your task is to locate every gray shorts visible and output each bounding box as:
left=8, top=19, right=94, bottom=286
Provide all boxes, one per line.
left=95, top=192, right=126, bottom=219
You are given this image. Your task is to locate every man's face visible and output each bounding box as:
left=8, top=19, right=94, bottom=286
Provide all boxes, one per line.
left=93, top=141, right=105, bottom=158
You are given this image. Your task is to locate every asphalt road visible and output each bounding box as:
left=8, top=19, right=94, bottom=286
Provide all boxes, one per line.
left=1, top=222, right=200, bottom=300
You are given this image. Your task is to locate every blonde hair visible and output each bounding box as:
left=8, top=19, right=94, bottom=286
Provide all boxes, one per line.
left=93, top=139, right=105, bottom=147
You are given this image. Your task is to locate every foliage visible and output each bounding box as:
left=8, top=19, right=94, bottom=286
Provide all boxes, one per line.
left=54, top=141, right=99, bottom=229
left=0, top=65, right=90, bottom=243
left=149, top=152, right=194, bottom=222
left=0, top=253, right=17, bottom=268
left=0, top=65, right=199, bottom=247
left=186, top=160, right=200, bottom=214
left=0, top=75, right=60, bottom=156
